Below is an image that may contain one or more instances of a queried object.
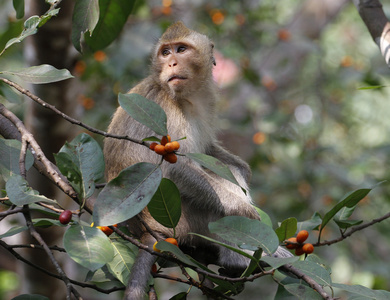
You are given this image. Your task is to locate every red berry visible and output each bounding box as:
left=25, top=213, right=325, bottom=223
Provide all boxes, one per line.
left=59, top=210, right=72, bottom=225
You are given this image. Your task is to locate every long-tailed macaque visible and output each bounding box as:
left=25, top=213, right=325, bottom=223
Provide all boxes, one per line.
left=104, top=22, right=291, bottom=299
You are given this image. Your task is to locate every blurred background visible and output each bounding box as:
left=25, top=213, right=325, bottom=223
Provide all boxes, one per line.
left=1, top=0, right=390, bottom=299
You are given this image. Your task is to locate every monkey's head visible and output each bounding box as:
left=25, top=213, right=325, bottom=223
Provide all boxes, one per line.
left=152, top=22, right=216, bottom=98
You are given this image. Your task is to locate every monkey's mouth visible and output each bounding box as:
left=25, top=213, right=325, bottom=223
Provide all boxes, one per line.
left=168, top=75, right=187, bottom=82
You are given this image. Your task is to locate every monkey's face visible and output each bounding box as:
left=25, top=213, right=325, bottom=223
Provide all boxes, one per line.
left=157, top=42, right=204, bottom=96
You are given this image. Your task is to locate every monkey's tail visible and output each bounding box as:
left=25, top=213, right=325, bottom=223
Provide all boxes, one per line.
left=124, top=234, right=156, bottom=300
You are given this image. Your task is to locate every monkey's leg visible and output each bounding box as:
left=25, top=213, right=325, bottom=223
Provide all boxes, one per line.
left=124, top=233, right=156, bottom=300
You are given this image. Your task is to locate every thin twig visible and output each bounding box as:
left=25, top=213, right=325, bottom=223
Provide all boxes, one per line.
left=281, top=264, right=334, bottom=300
left=22, top=206, right=82, bottom=300
left=0, top=239, right=124, bottom=294
left=316, top=210, right=390, bottom=247
left=0, top=77, right=145, bottom=146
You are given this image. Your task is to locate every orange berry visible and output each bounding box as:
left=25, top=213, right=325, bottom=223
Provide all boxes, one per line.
left=296, top=230, right=309, bottom=244
left=149, top=142, right=158, bottom=150
left=164, top=142, right=175, bottom=153
left=171, top=141, right=180, bottom=151
left=285, top=237, right=298, bottom=249
left=161, top=135, right=171, bottom=146
left=163, top=153, right=177, bottom=164
left=93, top=50, right=107, bottom=62
left=154, top=144, right=167, bottom=155
left=153, top=241, right=160, bottom=252
left=151, top=263, right=157, bottom=273
left=97, top=226, right=113, bottom=236
left=278, top=29, right=291, bottom=41
left=295, top=247, right=305, bottom=256
left=165, top=237, right=178, bottom=247
left=302, top=243, right=314, bottom=254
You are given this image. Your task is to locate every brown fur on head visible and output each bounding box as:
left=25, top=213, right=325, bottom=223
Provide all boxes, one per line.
left=151, top=22, right=216, bottom=92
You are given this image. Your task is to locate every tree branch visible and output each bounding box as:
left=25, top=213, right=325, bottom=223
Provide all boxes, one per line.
left=354, top=0, right=390, bottom=65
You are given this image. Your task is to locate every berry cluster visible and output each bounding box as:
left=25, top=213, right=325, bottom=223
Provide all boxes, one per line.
left=285, top=230, right=314, bottom=256
left=150, top=135, right=180, bottom=164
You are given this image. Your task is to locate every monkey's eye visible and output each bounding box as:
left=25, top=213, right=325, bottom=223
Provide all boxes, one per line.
left=177, top=46, right=186, bottom=53
left=161, top=49, right=170, bottom=56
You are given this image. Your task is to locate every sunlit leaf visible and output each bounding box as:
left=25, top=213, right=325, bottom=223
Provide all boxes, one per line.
left=106, top=241, right=137, bottom=285
left=64, top=225, right=114, bottom=271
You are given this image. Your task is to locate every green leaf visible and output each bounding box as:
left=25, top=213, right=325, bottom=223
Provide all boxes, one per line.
left=320, top=189, right=371, bottom=235
left=3, top=16, right=40, bottom=52
left=275, top=217, right=297, bottom=242
left=119, top=93, right=168, bottom=136
left=55, top=133, right=104, bottom=199
left=284, top=283, right=323, bottom=299
left=297, top=212, right=322, bottom=232
left=71, top=0, right=100, bottom=51
left=0, top=225, right=28, bottom=239
left=189, top=233, right=258, bottom=261
left=332, top=283, right=390, bottom=299
left=13, top=0, right=25, bottom=19
left=11, top=295, right=49, bottom=300
left=292, top=260, right=332, bottom=286
left=1, top=64, right=73, bottom=84
left=32, top=218, right=63, bottom=228
left=84, top=0, right=136, bottom=51
left=63, top=224, right=114, bottom=271
left=261, top=256, right=299, bottom=269
left=148, top=178, right=181, bottom=229
left=93, top=162, right=162, bottom=226
left=0, top=139, right=34, bottom=180
left=0, top=80, right=23, bottom=103
left=54, top=152, right=83, bottom=197
left=241, top=249, right=262, bottom=277
left=155, top=240, right=200, bottom=268
left=6, top=174, right=55, bottom=205
left=208, top=216, right=279, bottom=255
left=254, top=206, right=273, bottom=228
left=106, top=241, right=138, bottom=285
left=185, top=153, right=245, bottom=193
left=169, top=292, right=188, bottom=300
left=357, top=85, right=385, bottom=90
left=85, top=265, right=117, bottom=283
left=334, top=219, right=363, bottom=229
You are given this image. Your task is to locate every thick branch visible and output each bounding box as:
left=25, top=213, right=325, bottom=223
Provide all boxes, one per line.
left=0, top=103, right=82, bottom=202
left=354, top=0, right=390, bottom=65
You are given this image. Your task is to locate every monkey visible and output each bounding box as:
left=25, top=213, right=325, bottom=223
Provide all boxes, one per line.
left=103, top=22, right=292, bottom=299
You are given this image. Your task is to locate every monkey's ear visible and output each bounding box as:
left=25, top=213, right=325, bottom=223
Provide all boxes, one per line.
left=210, top=43, right=216, bottom=66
